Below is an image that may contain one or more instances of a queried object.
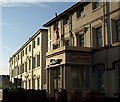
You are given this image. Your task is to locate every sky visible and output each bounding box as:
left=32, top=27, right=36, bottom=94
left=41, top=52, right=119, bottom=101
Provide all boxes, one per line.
left=0, top=0, right=80, bottom=75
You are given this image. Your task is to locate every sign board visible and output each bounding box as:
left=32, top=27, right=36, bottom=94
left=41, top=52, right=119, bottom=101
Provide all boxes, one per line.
left=67, top=54, right=92, bottom=63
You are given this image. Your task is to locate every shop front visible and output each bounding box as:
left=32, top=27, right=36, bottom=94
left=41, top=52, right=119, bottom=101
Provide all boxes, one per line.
left=46, top=46, right=92, bottom=97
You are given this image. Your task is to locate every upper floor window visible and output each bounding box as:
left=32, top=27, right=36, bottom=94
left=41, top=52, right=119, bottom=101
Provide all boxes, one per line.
left=65, top=39, right=70, bottom=46
left=12, top=60, right=13, bottom=64
left=25, top=62, right=27, bottom=72
left=92, top=2, right=102, bottom=10
left=23, top=50, right=24, bottom=56
left=33, top=56, right=36, bottom=69
left=96, top=26, right=102, bottom=47
left=18, top=54, right=19, bottom=60
left=76, top=7, right=84, bottom=18
left=33, top=40, right=35, bottom=48
left=37, top=54, right=40, bottom=67
left=29, top=44, right=31, bottom=52
left=21, top=52, right=22, bottom=58
left=25, top=48, right=27, bottom=54
left=53, top=23, right=57, bottom=31
left=116, top=19, right=120, bottom=42
left=63, top=16, right=69, bottom=25
left=17, top=66, right=19, bottom=75
left=53, top=43, right=60, bottom=50
left=79, top=34, right=84, bottom=47
left=29, top=59, right=31, bottom=70
left=37, top=37, right=40, bottom=45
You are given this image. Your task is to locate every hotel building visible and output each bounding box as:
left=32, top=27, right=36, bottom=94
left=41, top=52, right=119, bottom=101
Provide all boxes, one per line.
left=9, top=29, right=48, bottom=90
left=43, top=2, right=120, bottom=97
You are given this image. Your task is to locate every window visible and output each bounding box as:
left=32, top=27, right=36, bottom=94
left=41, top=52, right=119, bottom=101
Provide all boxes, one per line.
left=33, top=56, right=36, bottom=69
left=18, top=55, right=19, bottom=60
left=25, top=81, right=27, bottom=89
left=53, top=68, right=61, bottom=90
left=116, top=19, right=120, bottom=42
left=77, top=7, right=84, bottom=18
left=37, top=78, right=40, bottom=90
left=25, top=62, right=27, bottom=72
left=37, top=37, right=40, bottom=45
left=37, top=54, right=40, bottom=67
left=17, top=66, right=19, bottom=75
left=29, top=59, right=31, bottom=70
left=28, top=80, right=31, bottom=89
left=116, top=63, right=120, bottom=91
left=25, top=48, right=27, bottom=54
left=29, top=44, right=31, bottom=52
left=96, top=65, right=105, bottom=91
left=53, top=23, right=57, bottom=31
left=21, top=64, right=24, bottom=73
left=65, top=40, right=69, bottom=46
left=71, top=65, right=90, bottom=88
left=53, top=43, right=60, bottom=50
left=80, top=34, right=84, bottom=47
left=92, top=2, right=102, bottom=10
left=96, top=27, right=102, bottom=47
left=23, top=50, right=24, bottom=56
left=32, top=78, right=35, bottom=89
left=63, top=16, right=69, bottom=25
left=33, top=40, right=35, bottom=48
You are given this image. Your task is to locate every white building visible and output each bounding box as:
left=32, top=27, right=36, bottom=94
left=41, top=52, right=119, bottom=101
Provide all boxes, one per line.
left=9, top=29, right=48, bottom=90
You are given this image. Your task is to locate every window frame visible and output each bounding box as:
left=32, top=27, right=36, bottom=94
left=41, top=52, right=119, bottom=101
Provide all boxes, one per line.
left=79, top=34, right=84, bottom=47
left=53, top=42, right=60, bottom=50
left=95, top=65, right=105, bottom=92
left=63, top=16, right=69, bottom=25
left=71, top=65, right=90, bottom=89
left=37, top=37, right=40, bottom=45
left=76, top=7, right=84, bottom=18
left=116, top=19, right=120, bottom=42
left=96, top=26, right=102, bottom=47
left=92, top=2, right=102, bottom=10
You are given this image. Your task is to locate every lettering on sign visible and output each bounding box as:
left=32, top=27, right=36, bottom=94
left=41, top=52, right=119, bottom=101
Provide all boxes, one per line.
left=67, top=55, right=92, bottom=63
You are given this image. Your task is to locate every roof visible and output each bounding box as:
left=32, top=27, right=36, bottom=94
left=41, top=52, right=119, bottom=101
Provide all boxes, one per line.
left=43, top=2, right=90, bottom=27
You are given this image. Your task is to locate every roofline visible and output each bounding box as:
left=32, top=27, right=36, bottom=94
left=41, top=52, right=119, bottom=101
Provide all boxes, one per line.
left=9, top=29, right=48, bottom=61
left=43, top=2, right=90, bottom=27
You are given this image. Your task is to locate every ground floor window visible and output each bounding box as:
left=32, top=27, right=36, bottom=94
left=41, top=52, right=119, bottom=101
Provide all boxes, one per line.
left=95, top=65, right=105, bottom=92
left=53, top=67, right=61, bottom=91
left=32, top=78, right=35, bottom=89
left=28, top=79, right=31, bottom=89
left=116, top=62, right=120, bottom=92
left=25, top=81, right=27, bottom=89
left=37, top=78, right=40, bottom=90
left=71, top=65, right=90, bottom=89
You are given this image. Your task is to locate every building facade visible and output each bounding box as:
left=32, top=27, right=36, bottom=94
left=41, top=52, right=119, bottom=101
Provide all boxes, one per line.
left=9, top=29, right=48, bottom=90
left=43, top=2, right=120, bottom=97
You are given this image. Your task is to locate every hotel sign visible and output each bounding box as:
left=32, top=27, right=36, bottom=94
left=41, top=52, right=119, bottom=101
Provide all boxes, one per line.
left=67, top=54, right=92, bottom=63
